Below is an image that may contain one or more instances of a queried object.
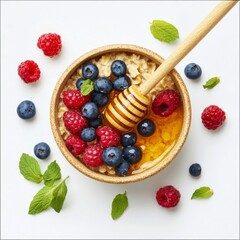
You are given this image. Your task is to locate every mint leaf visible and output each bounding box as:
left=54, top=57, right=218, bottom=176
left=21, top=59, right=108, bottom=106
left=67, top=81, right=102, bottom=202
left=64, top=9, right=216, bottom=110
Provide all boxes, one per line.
left=111, top=191, right=128, bottom=220
left=28, top=185, right=55, bottom=214
left=203, top=77, right=220, bottom=89
left=43, top=160, right=61, bottom=186
left=51, top=177, right=69, bottom=213
left=191, top=186, right=214, bottom=199
left=81, top=79, right=94, bottom=96
left=19, top=153, right=43, bottom=183
left=150, top=20, right=179, bottom=43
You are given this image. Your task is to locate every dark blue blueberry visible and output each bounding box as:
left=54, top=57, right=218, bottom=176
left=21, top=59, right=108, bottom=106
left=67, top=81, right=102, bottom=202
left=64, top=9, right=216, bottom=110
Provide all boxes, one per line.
left=80, top=128, right=96, bottom=142
left=115, top=160, right=130, bottom=176
left=120, top=132, right=137, bottom=147
left=113, top=76, right=131, bottom=91
left=111, top=60, right=127, bottom=77
left=17, top=100, right=36, bottom=119
left=123, top=146, right=142, bottom=164
left=88, top=115, right=103, bottom=128
left=91, top=92, right=109, bottom=107
left=94, top=78, right=113, bottom=94
left=137, top=119, right=155, bottom=137
left=184, top=63, right=202, bottom=79
left=34, top=142, right=51, bottom=159
left=102, top=147, right=123, bottom=167
left=76, top=78, right=85, bottom=90
left=82, top=102, right=99, bottom=120
left=189, top=163, right=202, bottom=177
left=82, top=63, right=99, bottom=80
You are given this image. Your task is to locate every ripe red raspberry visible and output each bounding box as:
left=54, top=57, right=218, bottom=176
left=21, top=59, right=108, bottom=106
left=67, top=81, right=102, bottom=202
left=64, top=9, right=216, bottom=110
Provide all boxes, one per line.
left=37, top=33, right=62, bottom=57
left=63, top=111, right=88, bottom=134
left=152, top=89, right=180, bottom=117
left=156, top=185, right=181, bottom=208
left=65, top=134, right=87, bottom=156
left=82, top=144, right=104, bottom=167
left=18, top=60, right=41, bottom=83
left=62, top=89, right=89, bottom=109
left=201, top=105, right=226, bottom=130
left=96, top=126, right=120, bottom=147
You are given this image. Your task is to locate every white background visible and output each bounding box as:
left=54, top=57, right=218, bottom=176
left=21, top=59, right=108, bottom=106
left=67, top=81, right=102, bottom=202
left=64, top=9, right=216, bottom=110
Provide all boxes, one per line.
left=1, top=1, right=239, bottom=239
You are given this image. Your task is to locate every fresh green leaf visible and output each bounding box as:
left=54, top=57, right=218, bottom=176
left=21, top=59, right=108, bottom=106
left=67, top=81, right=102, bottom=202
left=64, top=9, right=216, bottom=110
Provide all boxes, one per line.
left=28, top=185, right=55, bottom=214
left=51, top=177, right=69, bottom=213
left=43, top=160, right=61, bottom=186
left=111, top=191, right=128, bottom=220
left=150, top=20, right=179, bottom=43
left=81, top=79, right=94, bottom=96
left=203, top=77, right=220, bottom=89
left=191, top=186, right=214, bottom=199
left=19, top=153, right=43, bottom=183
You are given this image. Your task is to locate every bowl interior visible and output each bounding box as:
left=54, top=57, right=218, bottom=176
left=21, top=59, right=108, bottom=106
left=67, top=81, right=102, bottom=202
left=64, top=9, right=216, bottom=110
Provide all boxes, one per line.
left=50, top=44, right=191, bottom=184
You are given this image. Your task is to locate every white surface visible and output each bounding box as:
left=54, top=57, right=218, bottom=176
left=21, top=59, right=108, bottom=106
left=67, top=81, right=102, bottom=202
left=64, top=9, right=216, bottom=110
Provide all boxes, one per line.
left=1, top=1, right=239, bottom=239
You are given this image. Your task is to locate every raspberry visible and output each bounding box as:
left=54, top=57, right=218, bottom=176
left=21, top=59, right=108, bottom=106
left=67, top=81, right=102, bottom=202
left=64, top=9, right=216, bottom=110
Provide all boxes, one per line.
left=65, top=134, right=87, bottom=156
left=18, top=60, right=41, bottom=83
left=152, top=89, right=180, bottom=117
left=63, top=89, right=89, bottom=109
left=201, top=105, right=226, bottom=130
left=96, top=126, right=120, bottom=147
left=37, top=33, right=62, bottom=57
left=82, top=144, right=103, bottom=167
left=156, top=185, right=181, bottom=208
left=63, top=111, right=88, bottom=134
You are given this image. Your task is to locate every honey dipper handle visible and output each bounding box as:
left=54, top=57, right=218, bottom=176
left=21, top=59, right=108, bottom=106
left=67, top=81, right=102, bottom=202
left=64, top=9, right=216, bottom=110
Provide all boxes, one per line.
left=139, top=0, right=238, bottom=95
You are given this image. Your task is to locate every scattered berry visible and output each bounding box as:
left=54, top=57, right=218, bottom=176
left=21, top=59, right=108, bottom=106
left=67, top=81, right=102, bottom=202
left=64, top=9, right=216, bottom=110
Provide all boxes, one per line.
left=65, top=134, right=87, bottom=156
left=111, top=60, right=127, bottom=77
left=184, top=63, right=202, bottom=79
left=82, top=144, right=103, bottom=167
left=152, top=89, right=180, bottom=117
left=76, top=78, right=85, bottom=90
left=37, top=33, right=62, bottom=57
left=82, top=102, right=99, bottom=120
left=63, top=111, right=88, bottom=133
left=17, top=100, right=36, bottom=119
left=201, top=105, right=226, bottom=130
left=137, top=119, right=155, bottom=137
left=82, top=63, right=99, bottom=80
left=120, top=132, right=137, bottom=147
left=89, top=115, right=103, bottom=128
left=34, top=142, right=51, bottom=159
left=94, top=78, right=113, bottom=94
left=91, top=92, right=109, bottom=107
left=115, top=160, right=130, bottom=176
left=80, top=128, right=96, bottom=142
left=102, top=147, right=123, bottom=167
left=18, top=60, right=41, bottom=83
left=113, top=76, right=131, bottom=91
left=96, top=126, right=120, bottom=147
left=156, top=185, right=181, bottom=208
left=123, top=146, right=142, bottom=164
left=189, top=163, right=202, bottom=177
left=63, top=89, right=89, bottom=109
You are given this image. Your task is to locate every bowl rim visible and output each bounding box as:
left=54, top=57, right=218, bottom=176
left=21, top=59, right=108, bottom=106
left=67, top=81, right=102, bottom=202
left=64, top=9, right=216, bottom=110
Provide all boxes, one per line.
left=50, top=44, right=191, bottom=184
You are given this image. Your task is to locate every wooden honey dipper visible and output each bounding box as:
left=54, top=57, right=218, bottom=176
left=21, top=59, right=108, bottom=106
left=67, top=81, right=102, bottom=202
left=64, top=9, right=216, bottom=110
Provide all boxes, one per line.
left=105, top=0, right=238, bottom=132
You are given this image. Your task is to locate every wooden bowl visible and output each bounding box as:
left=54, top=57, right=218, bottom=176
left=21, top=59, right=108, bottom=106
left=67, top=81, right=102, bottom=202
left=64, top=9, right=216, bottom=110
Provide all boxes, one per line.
left=50, top=44, right=191, bottom=184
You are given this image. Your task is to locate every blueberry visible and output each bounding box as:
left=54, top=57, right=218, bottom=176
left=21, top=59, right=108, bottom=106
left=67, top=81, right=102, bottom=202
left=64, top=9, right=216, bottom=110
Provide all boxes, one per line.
left=102, top=147, right=123, bottom=167
left=123, top=146, right=142, bottom=164
left=17, top=100, right=36, bottom=119
left=137, top=119, right=155, bottom=137
left=82, top=63, right=99, bottom=80
left=189, top=163, right=202, bottom=177
left=34, top=142, right=51, bottom=159
left=115, top=160, right=130, bottom=176
left=94, top=78, right=113, bottom=94
left=89, top=115, right=103, bottom=128
left=82, top=102, right=99, bottom=120
left=76, top=78, right=85, bottom=90
left=91, top=92, right=109, bottom=107
left=80, top=128, right=96, bottom=142
left=184, top=63, right=202, bottom=79
left=120, top=132, right=137, bottom=147
left=113, top=76, right=131, bottom=91
left=111, top=60, right=127, bottom=77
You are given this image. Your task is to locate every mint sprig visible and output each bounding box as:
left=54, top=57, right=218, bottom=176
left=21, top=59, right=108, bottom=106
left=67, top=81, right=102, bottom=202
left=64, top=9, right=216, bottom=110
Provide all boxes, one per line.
left=43, top=160, right=61, bottom=186
left=111, top=191, right=128, bottom=220
left=203, top=77, right=220, bottom=89
left=81, top=79, right=94, bottom=96
left=191, top=186, right=214, bottom=199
